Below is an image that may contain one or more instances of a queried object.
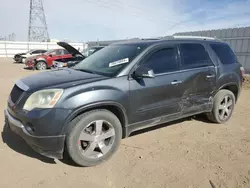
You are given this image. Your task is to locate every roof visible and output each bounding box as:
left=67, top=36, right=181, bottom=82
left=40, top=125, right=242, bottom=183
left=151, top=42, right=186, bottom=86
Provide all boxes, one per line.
left=111, top=36, right=224, bottom=46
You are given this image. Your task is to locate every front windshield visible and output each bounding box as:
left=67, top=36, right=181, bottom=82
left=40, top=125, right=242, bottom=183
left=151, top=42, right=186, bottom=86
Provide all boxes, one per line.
left=74, top=44, right=147, bottom=77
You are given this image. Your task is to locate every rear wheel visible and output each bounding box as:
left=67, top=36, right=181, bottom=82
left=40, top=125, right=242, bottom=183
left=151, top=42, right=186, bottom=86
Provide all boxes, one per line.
left=66, top=109, right=122, bottom=167
left=206, top=89, right=235, bottom=123
left=36, top=61, right=47, bottom=70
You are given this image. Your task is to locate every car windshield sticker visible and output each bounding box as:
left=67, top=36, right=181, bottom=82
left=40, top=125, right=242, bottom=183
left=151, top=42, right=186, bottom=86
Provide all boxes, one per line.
left=109, top=58, right=129, bottom=67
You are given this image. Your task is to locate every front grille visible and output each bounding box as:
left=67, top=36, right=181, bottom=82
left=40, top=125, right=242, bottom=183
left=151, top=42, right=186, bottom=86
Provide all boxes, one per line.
left=10, top=84, right=24, bottom=103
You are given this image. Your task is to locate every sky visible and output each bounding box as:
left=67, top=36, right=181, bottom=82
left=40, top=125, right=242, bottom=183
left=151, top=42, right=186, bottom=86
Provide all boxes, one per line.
left=0, top=0, right=250, bottom=42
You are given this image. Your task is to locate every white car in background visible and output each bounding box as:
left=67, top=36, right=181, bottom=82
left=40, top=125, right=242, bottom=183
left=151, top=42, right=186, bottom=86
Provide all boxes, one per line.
left=19, top=49, right=47, bottom=63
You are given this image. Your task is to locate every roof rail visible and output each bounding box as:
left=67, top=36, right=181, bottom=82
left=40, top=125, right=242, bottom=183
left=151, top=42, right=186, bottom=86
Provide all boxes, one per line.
left=172, top=35, right=218, bottom=40
left=141, top=38, right=161, bottom=40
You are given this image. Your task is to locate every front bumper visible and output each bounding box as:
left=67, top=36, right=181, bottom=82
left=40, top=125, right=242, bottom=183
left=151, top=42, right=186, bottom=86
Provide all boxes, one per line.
left=25, top=61, right=35, bottom=68
left=4, top=109, right=65, bottom=159
left=22, top=57, right=26, bottom=63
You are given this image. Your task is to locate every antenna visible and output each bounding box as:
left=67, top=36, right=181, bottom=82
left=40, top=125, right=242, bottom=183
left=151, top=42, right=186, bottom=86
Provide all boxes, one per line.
left=28, top=0, right=50, bottom=42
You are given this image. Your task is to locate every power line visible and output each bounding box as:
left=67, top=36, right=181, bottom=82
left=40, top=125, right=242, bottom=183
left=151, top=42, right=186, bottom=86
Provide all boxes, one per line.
left=85, top=0, right=177, bottom=26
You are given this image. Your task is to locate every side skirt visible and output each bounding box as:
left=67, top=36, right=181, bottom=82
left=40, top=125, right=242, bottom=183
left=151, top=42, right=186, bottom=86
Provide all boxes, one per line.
left=125, top=105, right=211, bottom=137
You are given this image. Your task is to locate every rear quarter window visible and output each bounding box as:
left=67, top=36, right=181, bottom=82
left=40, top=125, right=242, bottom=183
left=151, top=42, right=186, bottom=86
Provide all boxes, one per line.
left=210, top=43, right=237, bottom=64
left=180, top=43, right=213, bottom=69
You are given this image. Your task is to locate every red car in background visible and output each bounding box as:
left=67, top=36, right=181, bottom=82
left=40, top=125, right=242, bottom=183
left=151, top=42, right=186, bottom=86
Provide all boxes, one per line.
left=25, top=42, right=85, bottom=70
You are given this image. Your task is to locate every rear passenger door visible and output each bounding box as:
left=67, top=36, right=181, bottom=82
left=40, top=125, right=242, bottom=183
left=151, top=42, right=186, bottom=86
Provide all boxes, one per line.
left=179, top=43, right=216, bottom=114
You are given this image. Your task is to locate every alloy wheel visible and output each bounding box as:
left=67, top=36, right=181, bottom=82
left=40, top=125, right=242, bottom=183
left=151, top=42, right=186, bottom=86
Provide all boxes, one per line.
left=78, top=120, right=116, bottom=159
left=37, top=62, right=46, bottom=70
left=218, top=95, right=233, bottom=121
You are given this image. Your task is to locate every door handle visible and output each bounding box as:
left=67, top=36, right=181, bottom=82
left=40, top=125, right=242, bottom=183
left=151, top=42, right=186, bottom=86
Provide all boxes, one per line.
left=171, top=80, right=182, bottom=85
left=206, top=74, right=215, bottom=78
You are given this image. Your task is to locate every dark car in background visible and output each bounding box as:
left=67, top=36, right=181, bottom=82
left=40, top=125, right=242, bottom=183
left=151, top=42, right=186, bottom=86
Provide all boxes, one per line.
left=82, top=46, right=105, bottom=57
left=5, top=36, right=244, bottom=167
left=25, top=42, right=85, bottom=70
left=13, top=49, right=47, bottom=63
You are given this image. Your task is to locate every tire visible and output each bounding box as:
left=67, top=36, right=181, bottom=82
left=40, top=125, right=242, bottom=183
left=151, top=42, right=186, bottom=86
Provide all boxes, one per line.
left=36, top=61, right=47, bottom=70
left=206, top=89, right=235, bottom=124
left=66, top=109, right=122, bottom=167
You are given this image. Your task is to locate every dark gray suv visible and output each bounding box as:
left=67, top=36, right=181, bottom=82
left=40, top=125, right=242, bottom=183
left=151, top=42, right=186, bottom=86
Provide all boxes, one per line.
left=4, top=37, right=244, bottom=167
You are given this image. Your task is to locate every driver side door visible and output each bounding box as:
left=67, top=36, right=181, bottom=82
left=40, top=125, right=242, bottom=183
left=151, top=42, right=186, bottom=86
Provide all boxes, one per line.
left=128, top=44, right=185, bottom=125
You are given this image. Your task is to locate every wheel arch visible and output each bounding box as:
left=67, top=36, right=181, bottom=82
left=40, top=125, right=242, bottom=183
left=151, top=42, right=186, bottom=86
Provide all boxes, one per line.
left=62, top=101, right=128, bottom=138
left=35, top=58, right=48, bottom=67
left=217, top=83, right=239, bottom=102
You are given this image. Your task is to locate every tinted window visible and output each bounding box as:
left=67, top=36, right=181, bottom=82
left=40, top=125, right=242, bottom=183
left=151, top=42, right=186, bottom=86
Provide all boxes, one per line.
left=142, top=48, right=178, bottom=74
left=63, top=49, right=69, bottom=55
left=39, top=50, right=46, bottom=53
left=180, top=43, right=213, bottom=69
left=50, top=50, right=58, bottom=55
left=32, top=50, right=40, bottom=54
left=210, top=43, right=237, bottom=64
left=55, top=50, right=64, bottom=55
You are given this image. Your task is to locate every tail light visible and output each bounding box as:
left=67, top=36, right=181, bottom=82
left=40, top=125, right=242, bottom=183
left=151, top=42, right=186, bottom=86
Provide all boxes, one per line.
left=240, top=66, right=245, bottom=82
left=240, top=66, right=245, bottom=77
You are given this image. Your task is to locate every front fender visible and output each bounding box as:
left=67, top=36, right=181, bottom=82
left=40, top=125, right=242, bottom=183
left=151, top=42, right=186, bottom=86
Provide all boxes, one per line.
left=36, top=57, right=47, bottom=64
left=58, top=85, right=129, bottom=134
left=61, top=100, right=128, bottom=134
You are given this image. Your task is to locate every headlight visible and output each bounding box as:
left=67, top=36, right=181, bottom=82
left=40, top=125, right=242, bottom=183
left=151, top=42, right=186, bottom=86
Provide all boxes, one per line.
left=23, top=89, right=64, bottom=111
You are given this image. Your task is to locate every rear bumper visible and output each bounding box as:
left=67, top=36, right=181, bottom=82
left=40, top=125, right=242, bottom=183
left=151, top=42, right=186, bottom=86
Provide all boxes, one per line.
left=4, top=109, right=65, bottom=159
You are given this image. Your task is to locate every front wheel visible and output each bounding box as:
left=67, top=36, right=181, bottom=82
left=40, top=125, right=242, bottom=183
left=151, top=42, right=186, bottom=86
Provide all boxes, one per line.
left=66, top=109, right=122, bottom=167
left=36, top=61, right=47, bottom=70
left=206, top=89, right=235, bottom=123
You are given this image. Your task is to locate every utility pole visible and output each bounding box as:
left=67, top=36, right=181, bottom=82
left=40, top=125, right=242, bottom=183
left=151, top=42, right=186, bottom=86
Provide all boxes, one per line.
left=28, top=0, right=50, bottom=42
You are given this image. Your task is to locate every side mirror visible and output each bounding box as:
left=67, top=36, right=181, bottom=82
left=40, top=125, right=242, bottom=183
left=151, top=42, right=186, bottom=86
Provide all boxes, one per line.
left=133, top=66, right=155, bottom=79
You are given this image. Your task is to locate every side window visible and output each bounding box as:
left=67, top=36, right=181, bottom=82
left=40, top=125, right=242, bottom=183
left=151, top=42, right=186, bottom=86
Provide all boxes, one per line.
left=210, top=43, right=237, bottom=64
left=142, top=48, right=178, bottom=74
left=31, top=50, right=37, bottom=54
left=33, top=50, right=44, bottom=54
left=50, top=50, right=57, bottom=55
left=55, top=50, right=63, bottom=55
left=180, top=43, right=213, bottom=69
left=37, top=50, right=44, bottom=54
left=63, top=49, right=69, bottom=55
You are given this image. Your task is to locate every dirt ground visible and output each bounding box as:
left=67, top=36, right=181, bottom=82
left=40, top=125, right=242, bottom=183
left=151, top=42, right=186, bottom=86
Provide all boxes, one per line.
left=0, top=58, right=250, bottom=188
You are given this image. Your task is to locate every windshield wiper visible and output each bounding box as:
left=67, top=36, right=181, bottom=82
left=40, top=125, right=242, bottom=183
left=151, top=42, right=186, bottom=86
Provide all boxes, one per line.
left=74, top=68, right=97, bottom=75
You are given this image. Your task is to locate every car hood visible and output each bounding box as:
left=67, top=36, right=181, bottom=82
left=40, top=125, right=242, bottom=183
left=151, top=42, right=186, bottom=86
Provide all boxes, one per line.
left=20, top=68, right=108, bottom=91
left=57, top=42, right=85, bottom=58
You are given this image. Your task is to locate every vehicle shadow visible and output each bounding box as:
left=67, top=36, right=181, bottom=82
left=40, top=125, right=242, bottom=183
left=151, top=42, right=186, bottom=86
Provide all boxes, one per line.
left=23, top=67, right=35, bottom=70
left=59, top=149, right=80, bottom=167
left=1, top=123, right=56, bottom=164
left=129, top=114, right=211, bottom=137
